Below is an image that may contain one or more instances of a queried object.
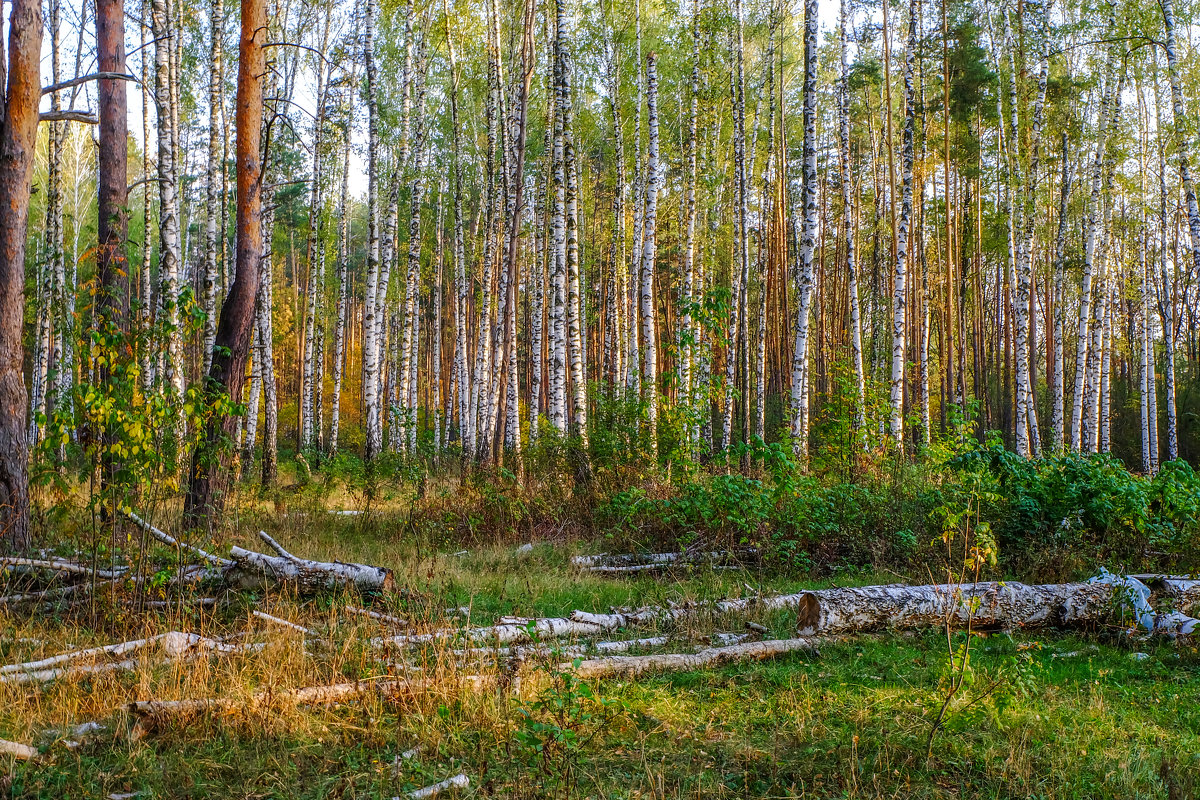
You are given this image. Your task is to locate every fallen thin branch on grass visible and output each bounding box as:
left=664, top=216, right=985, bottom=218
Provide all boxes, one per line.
left=345, top=605, right=408, bottom=627
left=562, top=637, right=819, bottom=679
left=0, top=580, right=115, bottom=606
left=128, top=674, right=492, bottom=725
left=402, top=773, right=469, bottom=799
left=252, top=610, right=317, bottom=636
left=125, top=511, right=232, bottom=567
left=0, top=557, right=127, bottom=579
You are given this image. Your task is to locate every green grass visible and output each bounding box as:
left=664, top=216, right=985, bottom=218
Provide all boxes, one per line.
left=7, top=511, right=1200, bottom=798
left=12, top=630, right=1200, bottom=798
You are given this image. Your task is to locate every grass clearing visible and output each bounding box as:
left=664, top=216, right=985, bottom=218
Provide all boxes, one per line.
left=4, top=515, right=1200, bottom=798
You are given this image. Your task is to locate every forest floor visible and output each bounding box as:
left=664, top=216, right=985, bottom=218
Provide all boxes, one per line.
left=4, top=504, right=1200, bottom=799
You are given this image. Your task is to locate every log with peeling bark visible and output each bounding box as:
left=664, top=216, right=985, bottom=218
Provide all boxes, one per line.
left=373, top=614, right=613, bottom=649
left=563, top=637, right=819, bottom=680
left=226, top=531, right=394, bottom=594
left=791, top=582, right=1120, bottom=635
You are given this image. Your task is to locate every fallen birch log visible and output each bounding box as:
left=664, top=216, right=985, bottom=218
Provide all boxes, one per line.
left=226, top=532, right=394, bottom=594
left=373, top=615, right=611, bottom=650
left=0, top=738, right=38, bottom=760
left=402, top=773, right=469, bottom=799
left=1, top=632, right=249, bottom=685
left=0, top=557, right=127, bottom=579
left=790, top=582, right=1122, bottom=635
left=563, top=637, right=819, bottom=680
left=570, top=552, right=727, bottom=569
left=126, top=512, right=394, bottom=595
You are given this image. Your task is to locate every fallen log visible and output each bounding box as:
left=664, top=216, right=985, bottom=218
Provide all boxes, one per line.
left=1, top=632, right=249, bottom=685
left=126, top=512, right=394, bottom=596
left=791, top=582, right=1124, bottom=635
left=0, top=557, right=127, bottom=579
left=373, top=615, right=610, bottom=650
left=403, top=773, right=469, bottom=799
left=563, top=637, right=819, bottom=680
left=0, top=738, right=37, bottom=760
left=226, top=531, right=394, bottom=594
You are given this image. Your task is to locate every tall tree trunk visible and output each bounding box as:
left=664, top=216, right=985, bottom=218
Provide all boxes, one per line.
left=888, top=0, right=919, bottom=448
left=1051, top=133, right=1070, bottom=451
left=201, top=0, right=225, bottom=377
left=559, top=1, right=587, bottom=449
left=680, top=0, right=700, bottom=451
left=300, top=16, right=331, bottom=452
left=790, top=0, right=819, bottom=461
left=0, top=0, right=41, bottom=551
left=640, top=51, right=661, bottom=457
left=1012, top=5, right=1048, bottom=457
left=152, top=0, right=184, bottom=406
left=182, top=0, right=264, bottom=530
left=1162, top=0, right=1200, bottom=282
left=362, top=0, right=383, bottom=462
left=1071, top=57, right=1119, bottom=451
left=840, top=0, right=866, bottom=442
left=258, top=198, right=278, bottom=486
left=95, top=0, right=129, bottom=522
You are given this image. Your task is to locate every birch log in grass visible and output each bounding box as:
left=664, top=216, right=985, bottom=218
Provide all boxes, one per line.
left=564, top=637, right=818, bottom=680
left=791, top=582, right=1120, bottom=635
left=226, top=531, right=394, bottom=594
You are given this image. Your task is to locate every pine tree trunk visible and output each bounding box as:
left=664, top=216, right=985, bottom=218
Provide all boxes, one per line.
left=0, top=0, right=40, bottom=551
left=183, top=0, right=264, bottom=529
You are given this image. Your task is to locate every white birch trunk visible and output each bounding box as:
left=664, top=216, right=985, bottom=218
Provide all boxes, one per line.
left=840, top=0, right=866, bottom=441
left=640, top=52, right=661, bottom=456
left=1070, top=59, right=1119, bottom=451
left=887, top=0, right=919, bottom=448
